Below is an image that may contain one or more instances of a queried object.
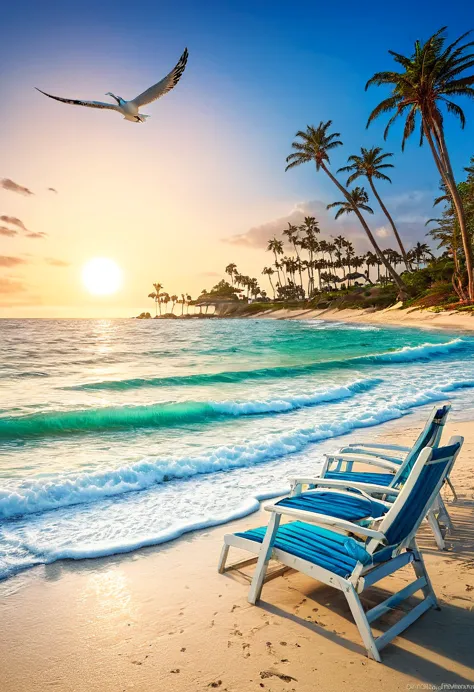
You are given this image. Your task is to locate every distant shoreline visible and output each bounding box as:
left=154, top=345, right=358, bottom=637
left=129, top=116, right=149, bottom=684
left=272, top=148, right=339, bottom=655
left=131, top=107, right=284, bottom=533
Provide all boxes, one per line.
left=135, top=304, right=474, bottom=333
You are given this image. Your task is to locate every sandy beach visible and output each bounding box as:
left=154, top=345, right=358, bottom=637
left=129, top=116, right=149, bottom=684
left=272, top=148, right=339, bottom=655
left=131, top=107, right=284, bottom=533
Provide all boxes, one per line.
left=249, top=306, right=474, bottom=333
left=1, top=415, right=473, bottom=692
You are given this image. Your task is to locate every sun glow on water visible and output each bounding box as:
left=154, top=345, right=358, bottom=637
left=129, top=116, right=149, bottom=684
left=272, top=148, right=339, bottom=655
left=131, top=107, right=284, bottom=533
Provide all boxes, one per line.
left=82, top=258, right=123, bottom=296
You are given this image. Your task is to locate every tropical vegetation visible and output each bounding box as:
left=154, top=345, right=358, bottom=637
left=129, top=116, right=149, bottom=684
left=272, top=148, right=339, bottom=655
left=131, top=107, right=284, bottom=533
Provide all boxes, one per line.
left=140, top=27, right=473, bottom=318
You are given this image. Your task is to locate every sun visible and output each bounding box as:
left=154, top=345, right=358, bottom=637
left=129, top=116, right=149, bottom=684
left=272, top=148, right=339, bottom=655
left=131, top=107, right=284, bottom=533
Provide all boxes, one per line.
left=82, top=258, right=123, bottom=296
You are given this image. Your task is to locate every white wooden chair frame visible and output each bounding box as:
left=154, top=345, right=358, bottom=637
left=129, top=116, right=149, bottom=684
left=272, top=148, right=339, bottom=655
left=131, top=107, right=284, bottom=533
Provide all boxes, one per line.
left=219, top=438, right=463, bottom=662
left=308, top=405, right=455, bottom=549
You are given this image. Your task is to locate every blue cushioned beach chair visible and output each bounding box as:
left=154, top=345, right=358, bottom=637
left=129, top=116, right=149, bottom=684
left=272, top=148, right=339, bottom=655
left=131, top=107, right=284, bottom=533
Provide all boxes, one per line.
left=219, top=438, right=463, bottom=662
left=311, top=404, right=455, bottom=548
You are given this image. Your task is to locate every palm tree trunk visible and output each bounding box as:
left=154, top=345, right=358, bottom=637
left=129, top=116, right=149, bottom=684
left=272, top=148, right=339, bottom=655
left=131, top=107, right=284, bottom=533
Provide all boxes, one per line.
left=424, top=123, right=470, bottom=301
left=368, top=178, right=411, bottom=271
left=273, top=253, right=282, bottom=287
left=321, top=164, right=408, bottom=298
left=269, top=276, right=275, bottom=299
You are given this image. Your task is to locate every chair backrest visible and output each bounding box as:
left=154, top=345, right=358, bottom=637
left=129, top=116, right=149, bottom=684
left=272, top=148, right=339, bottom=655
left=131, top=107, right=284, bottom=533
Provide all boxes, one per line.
left=377, top=436, right=463, bottom=550
left=390, top=404, right=451, bottom=488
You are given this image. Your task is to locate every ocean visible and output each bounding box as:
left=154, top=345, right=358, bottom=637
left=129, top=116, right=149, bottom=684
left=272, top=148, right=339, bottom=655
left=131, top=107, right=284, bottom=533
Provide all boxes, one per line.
left=1, top=317, right=473, bottom=582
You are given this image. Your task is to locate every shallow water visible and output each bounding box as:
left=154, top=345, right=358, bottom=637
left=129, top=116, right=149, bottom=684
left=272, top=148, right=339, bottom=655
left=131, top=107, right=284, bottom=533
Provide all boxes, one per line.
left=1, top=317, right=473, bottom=580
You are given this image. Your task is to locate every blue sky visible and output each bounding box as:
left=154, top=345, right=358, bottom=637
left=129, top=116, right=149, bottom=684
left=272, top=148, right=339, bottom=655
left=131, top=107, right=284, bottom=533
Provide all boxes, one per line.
left=1, top=1, right=473, bottom=315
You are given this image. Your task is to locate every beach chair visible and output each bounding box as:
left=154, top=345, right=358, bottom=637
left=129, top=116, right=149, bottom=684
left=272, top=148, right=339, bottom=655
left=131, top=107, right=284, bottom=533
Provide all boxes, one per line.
left=219, top=438, right=463, bottom=662
left=321, top=404, right=451, bottom=488
left=313, top=404, right=455, bottom=548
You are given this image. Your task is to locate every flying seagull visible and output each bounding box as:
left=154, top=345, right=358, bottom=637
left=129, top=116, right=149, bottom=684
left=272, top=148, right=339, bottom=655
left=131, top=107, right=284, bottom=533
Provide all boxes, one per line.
left=36, top=48, right=188, bottom=123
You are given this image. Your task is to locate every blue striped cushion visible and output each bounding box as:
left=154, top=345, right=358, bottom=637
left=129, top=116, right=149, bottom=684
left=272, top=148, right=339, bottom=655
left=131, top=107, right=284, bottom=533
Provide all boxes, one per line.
left=325, top=471, right=394, bottom=485
left=235, top=520, right=371, bottom=577
left=276, top=491, right=388, bottom=521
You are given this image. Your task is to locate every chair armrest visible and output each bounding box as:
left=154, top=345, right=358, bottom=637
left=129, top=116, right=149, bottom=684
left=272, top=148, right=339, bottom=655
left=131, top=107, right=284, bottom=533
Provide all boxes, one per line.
left=265, top=503, right=387, bottom=541
left=336, top=447, right=404, bottom=464
left=345, top=442, right=411, bottom=453
left=324, top=453, right=400, bottom=472
left=288, top=477, right=401, bottom=497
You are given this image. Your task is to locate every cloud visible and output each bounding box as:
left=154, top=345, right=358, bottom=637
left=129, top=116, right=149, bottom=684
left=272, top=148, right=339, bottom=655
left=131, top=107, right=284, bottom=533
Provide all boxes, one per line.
left=47, top=187, right=58, bottom=193
left=223, top=193, right=434, bottom=254
left=0, top=277, right=26, bottom=294
left=45, top=257, right=70, bottom=267
left=0, top=226, right=18, bottom=237
left=26, top=231, right=47, bottom=239
left=0, top=255, right=27, bottom=267
left=223, top=200, right=367, bottom=251
left=0, top=215, right=28, bottom=232
left=1, top=179, right=34, bottom=196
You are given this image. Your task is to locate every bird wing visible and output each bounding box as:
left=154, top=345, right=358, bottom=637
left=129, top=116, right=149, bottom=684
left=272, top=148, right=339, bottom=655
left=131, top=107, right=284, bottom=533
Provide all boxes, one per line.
left=131, top=48, right=188, bottom=107
left=35, top=88, right=119, bottom=111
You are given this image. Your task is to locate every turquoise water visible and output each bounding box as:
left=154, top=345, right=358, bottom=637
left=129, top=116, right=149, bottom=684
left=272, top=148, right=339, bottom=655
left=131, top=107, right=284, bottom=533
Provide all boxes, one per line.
left=1, top=317, right=473, bottom=581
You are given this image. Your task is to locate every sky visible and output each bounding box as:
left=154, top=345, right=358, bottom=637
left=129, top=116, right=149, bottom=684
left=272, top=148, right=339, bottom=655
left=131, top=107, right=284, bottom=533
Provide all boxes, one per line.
left=1, top=0, right=473, bottom=317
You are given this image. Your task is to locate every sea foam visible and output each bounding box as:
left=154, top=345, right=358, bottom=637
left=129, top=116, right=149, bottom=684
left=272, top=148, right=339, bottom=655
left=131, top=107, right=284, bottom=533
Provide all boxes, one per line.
left=1, top=376, right=469, bottom=521
left=0, top=378, right=380, bottom=440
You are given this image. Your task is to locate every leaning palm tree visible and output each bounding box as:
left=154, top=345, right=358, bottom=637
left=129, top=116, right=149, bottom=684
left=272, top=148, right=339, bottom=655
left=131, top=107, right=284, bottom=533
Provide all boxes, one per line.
left=366, top=27, right=474, bottom=301
left=338, top=147, right=411, bottom=269
left=285, top=122, right=408, bottom=297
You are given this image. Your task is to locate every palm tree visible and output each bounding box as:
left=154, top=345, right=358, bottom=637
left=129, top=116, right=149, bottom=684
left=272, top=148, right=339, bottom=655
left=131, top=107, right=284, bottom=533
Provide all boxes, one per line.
left=283, top=223, right=304, bottom=287
left=225, top=263, right=237, bottom=285
left=409, top=242, right=434, bottom=270
left=364, top=251, right=378, bottom=282
left=262, top=267, right=276, bottom=298
left=328, top=187, right=374, bottom=219
left=181, top=293, right=186, bottom=315
left=267, top=238, right=284, bottom=286
left=285, top=121, right=408, bottom=298
left=170, top=294, right=178, bottom=313
left=366, top=27, right=474, bottom=301
left=149, top=282, right=163, bottom=316
left=148, top=292, right=157, bottom=317
left=338, top=147, right=411, bottom=269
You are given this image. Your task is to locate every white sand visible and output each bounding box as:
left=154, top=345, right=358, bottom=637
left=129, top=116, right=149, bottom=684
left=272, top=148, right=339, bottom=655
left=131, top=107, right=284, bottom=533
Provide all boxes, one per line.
left=1, top=418, right=473, bottom=691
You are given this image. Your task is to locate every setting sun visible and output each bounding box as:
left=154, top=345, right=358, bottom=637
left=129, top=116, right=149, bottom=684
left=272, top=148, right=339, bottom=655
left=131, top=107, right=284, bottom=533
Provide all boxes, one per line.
left=82, top=258, right=123, bottom=296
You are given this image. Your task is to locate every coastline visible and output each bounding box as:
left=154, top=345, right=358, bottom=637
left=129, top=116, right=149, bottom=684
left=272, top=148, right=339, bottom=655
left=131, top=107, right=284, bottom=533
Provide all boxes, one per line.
left=1, top=415, right=473, bottom=691
left=248, top=306, right=474, bottom=333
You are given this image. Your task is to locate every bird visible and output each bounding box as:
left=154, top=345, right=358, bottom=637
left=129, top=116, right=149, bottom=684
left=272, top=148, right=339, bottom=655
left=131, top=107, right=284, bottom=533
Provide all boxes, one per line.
left=35, top=48, right=188, bottom=123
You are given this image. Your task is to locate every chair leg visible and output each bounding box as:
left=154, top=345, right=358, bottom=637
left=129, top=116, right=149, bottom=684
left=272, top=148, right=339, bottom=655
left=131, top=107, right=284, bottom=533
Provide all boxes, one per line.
left=446, top=477, right=458, bottom=502
left=410, top=540, right=439, bottom=608
left=248, top=513, right=280, bottom=605
left=343, top=582, right=381, bottom=662
left=437, top=496, right=454, bottom=533
left=426, top=510, right=445, bottom=550
left=218, top=544, right=230, bottom=574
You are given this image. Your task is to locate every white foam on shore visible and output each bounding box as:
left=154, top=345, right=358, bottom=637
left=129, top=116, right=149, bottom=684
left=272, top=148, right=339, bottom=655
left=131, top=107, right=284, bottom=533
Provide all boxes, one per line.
left=3, top=375, right=471, bottom=523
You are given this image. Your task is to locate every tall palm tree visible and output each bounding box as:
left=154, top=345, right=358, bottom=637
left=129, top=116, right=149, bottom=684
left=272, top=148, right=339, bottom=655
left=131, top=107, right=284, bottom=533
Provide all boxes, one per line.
left=150, top=282, right=163, bottom=316
left=327, top=187, right=374, bottom=219
left=365, top=251, right=378, bottom=283
left=262, top=266, right=276, bottom=298
left=170, top=294, right=178, bottom=313
left=267, top=238, right=284, bottom=286
left=338, top=146, right=411, bottom=269
left=225, top=263, right=237, bottom=285
left=366, top=27, right=474, bottom=300
left=328, top=192, right=373, bottom=282
left=285, top=121, right=408, bottom=297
